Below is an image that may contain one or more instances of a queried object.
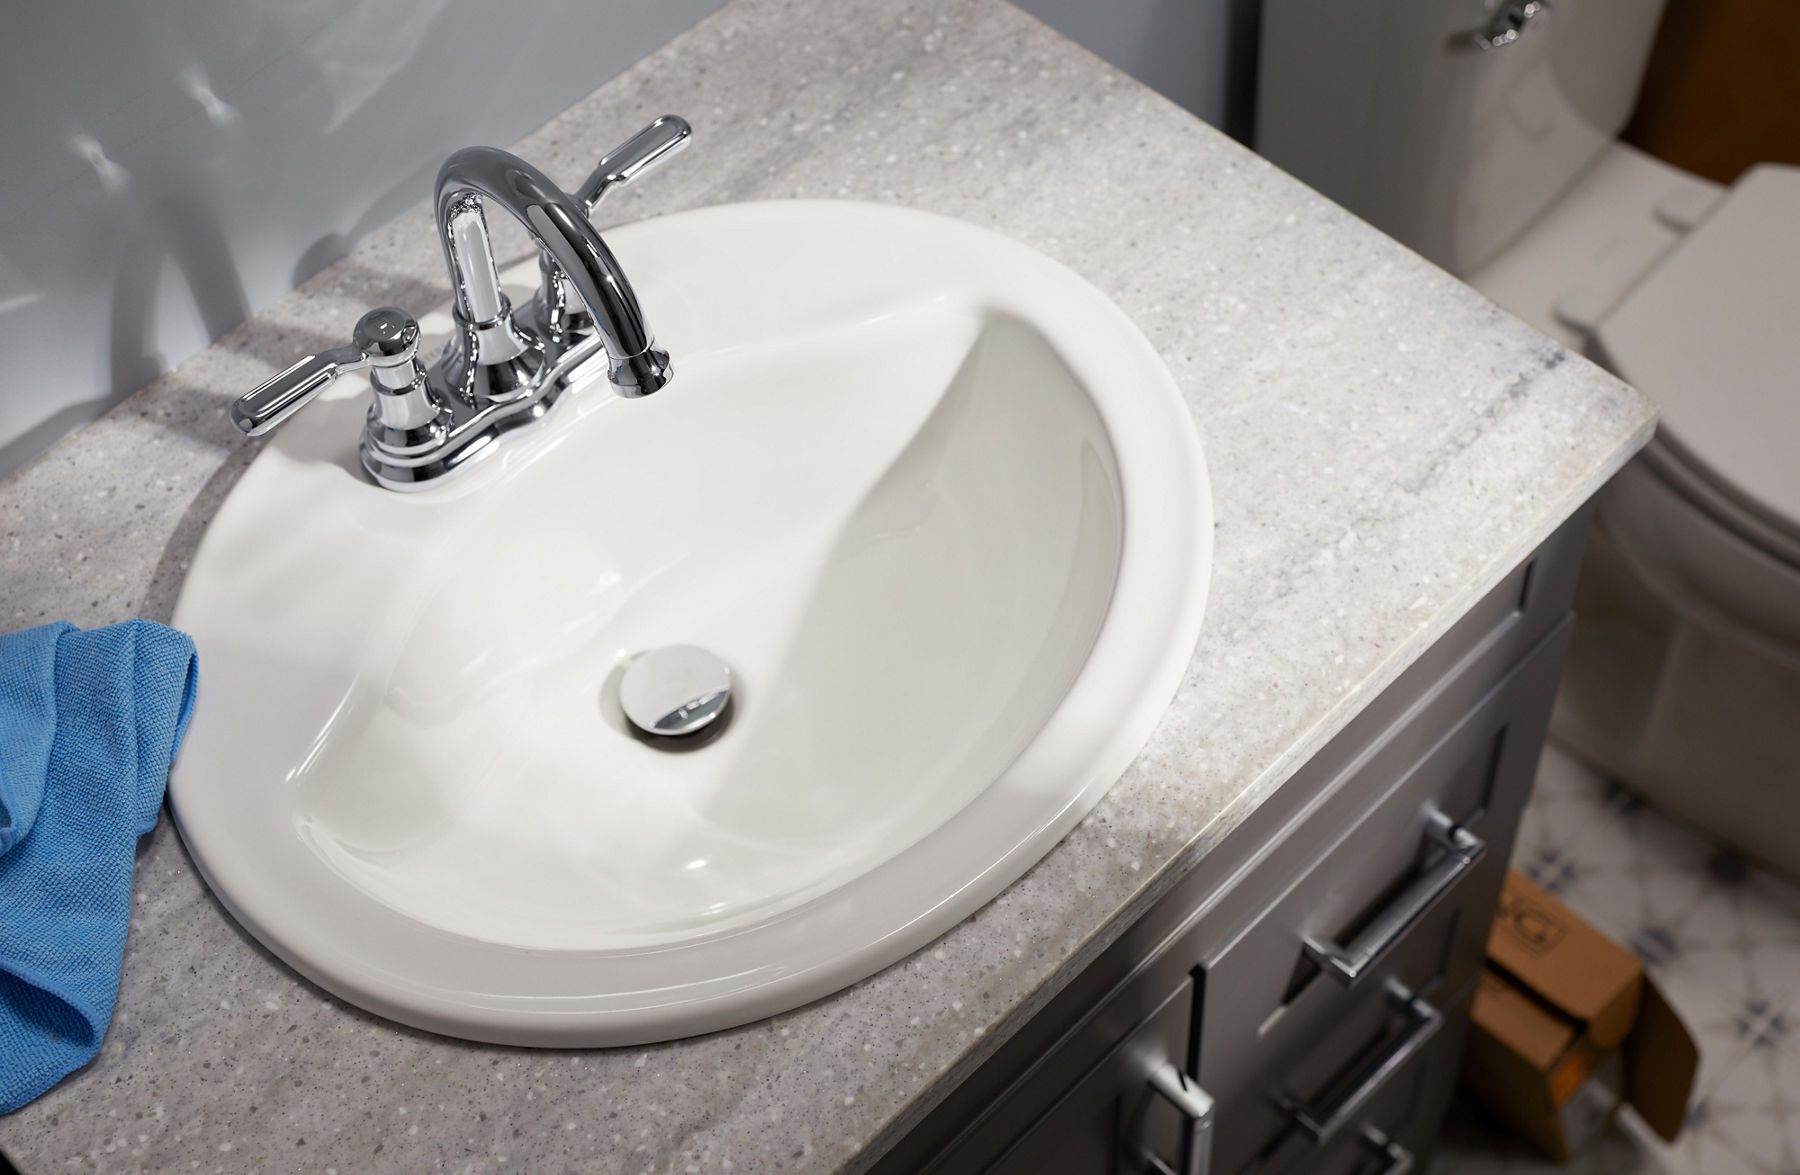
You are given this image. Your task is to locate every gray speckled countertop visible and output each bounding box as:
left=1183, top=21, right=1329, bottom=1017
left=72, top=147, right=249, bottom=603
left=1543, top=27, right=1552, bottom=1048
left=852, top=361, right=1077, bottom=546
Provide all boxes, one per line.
left=0, top=0, right=1654, bottom=1171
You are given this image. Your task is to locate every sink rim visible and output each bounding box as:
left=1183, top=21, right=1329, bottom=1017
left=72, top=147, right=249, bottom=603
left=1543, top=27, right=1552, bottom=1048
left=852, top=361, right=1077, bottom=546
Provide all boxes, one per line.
left=168, top=199, right=1212, bottom=1046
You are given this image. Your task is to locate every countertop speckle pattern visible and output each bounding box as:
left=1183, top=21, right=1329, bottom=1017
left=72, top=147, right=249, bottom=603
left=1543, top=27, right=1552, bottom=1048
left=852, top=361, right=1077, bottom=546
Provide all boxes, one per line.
left=0, top=0, right=1654, bottom=1170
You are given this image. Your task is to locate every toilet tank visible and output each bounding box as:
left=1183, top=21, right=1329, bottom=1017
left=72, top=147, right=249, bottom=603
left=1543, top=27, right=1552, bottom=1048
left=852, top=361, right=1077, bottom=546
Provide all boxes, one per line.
left=1256, top=0, right=1667, bottom=274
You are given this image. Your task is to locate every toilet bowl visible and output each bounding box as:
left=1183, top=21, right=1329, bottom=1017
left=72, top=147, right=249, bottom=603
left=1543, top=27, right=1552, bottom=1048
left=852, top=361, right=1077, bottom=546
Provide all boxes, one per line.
left=1256, top=0, right=1800, bottom=877
left=1542, top=162, right=1800, bottom=879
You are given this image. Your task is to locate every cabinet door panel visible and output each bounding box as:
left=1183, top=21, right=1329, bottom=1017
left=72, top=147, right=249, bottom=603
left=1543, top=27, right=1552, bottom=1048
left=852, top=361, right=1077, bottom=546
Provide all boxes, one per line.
left=991, top=978, right=1195, bottom=1175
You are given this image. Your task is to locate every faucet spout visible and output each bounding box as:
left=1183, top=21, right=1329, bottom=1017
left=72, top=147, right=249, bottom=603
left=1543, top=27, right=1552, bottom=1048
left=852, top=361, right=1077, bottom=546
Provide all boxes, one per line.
left=434, top=146, right=671, bottom=397
left=228, top=118, right=690, bottom=491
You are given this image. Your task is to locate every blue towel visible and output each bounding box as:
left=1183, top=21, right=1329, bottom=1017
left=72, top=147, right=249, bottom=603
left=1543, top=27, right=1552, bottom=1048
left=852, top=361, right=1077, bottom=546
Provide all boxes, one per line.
left=0, top=620, right=197, bottom=1114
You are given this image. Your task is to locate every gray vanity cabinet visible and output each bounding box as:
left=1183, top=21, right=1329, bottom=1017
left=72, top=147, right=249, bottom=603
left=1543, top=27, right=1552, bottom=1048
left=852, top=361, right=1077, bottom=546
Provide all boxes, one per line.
left=868, top=507, right=1595, bottom=1175
left=1199, top=619, right=1569, bottom=1172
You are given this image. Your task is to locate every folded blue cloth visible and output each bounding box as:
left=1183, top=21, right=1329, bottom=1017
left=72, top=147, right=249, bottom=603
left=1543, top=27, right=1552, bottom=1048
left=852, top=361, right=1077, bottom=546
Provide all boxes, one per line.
left=0, top=620, right=197, bottom=1114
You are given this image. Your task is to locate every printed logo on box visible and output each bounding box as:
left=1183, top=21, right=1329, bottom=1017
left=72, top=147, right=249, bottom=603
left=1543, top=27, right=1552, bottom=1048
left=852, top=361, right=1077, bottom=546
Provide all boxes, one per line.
left=1498, top=889, right=1567, bottom=956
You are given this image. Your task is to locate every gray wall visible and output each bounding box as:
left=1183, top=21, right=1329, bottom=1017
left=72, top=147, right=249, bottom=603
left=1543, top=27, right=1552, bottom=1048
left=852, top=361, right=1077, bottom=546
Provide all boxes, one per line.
left=1012, top=0, right=1259, bottom=139
left=0, top=0, right=1244, bottom=480
left=0, top=0, right=725, bottom=480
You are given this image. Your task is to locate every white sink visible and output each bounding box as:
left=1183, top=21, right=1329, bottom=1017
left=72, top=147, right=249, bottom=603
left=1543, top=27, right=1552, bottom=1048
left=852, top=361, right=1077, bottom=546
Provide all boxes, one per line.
left=170, top=201, right=1212, bottom=1046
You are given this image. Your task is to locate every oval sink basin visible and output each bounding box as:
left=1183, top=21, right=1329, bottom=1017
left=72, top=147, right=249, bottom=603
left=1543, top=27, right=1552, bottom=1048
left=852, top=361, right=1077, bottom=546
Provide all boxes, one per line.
left=170, top=201, right=1212, bottom=1046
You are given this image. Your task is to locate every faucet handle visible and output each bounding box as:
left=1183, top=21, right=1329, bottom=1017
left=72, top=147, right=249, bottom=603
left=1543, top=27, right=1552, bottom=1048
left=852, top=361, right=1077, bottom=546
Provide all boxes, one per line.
left=575, top=115, right=692, bottom=216
left=536, top=116, right=691, bottom=349
left=232, top=308, right=425, bottom=436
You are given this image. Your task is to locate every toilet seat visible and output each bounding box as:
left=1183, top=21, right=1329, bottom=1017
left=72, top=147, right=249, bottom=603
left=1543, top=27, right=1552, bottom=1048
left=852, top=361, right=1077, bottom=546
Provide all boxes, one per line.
left=1591, top=164, right=1800, bottom=568
left=1604, top=439, right=1800, bottom=659
left=1642, top=433, right=1800, bottom=574
left=1463, top=144, right=1723, bottom=352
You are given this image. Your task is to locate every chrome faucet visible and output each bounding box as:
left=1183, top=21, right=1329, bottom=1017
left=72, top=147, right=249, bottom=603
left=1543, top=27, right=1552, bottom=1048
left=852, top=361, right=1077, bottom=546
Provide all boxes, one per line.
left=231, top=115, right=690, bottom=490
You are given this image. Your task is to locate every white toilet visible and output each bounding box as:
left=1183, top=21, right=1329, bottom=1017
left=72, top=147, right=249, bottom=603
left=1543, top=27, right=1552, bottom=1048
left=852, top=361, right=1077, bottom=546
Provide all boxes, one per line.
left=1255, top=0, right=1800, bottom=877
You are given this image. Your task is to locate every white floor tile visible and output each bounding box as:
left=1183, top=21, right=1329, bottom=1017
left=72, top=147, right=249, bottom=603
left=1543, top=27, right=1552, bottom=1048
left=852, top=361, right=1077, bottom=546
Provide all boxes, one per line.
left=1434, top=745, right=1800, bottom=1175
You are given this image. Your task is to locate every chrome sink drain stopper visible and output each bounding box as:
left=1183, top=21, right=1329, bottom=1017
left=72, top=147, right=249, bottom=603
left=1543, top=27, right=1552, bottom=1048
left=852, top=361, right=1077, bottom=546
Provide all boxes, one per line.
left=620, top=645, right=733, bottom=738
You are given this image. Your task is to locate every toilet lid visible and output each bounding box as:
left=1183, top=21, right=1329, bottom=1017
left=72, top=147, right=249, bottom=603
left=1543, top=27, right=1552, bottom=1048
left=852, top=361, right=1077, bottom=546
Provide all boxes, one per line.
left=1594, top=164, right=1800, bottom=548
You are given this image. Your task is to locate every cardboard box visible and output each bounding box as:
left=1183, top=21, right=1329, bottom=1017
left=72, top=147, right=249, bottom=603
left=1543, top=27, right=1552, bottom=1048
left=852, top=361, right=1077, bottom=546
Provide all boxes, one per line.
left=1462, top=869, right=1699, bottom=1159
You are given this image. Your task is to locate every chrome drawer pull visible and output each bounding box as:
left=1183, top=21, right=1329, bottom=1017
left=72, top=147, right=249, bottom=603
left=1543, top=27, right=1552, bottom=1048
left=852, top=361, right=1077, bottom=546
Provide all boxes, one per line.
left=1358, top=1125, right=1414, bottom=1175
left=1277, top=981, right=1441, bottom=1145
left=1301, top=804, right=1484, bottom=988
left=1143, top=1061, right=1214, bottom=1175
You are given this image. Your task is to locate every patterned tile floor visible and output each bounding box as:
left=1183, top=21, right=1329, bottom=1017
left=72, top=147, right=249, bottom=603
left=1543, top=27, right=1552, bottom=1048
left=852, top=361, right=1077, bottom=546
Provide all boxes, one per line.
left=1434, top=744, right=1800, bottom=1175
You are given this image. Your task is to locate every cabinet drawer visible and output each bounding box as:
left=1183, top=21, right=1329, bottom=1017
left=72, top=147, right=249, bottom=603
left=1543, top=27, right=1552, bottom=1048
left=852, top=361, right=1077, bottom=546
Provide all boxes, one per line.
left=1197, top=619, right=1570, bottom=1173
left=1207, top=897, right=1468, bottom=1173
left=990, top=978, right=1196, bottom=1175
left=1252, top=979, right=1475, bottom=1175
